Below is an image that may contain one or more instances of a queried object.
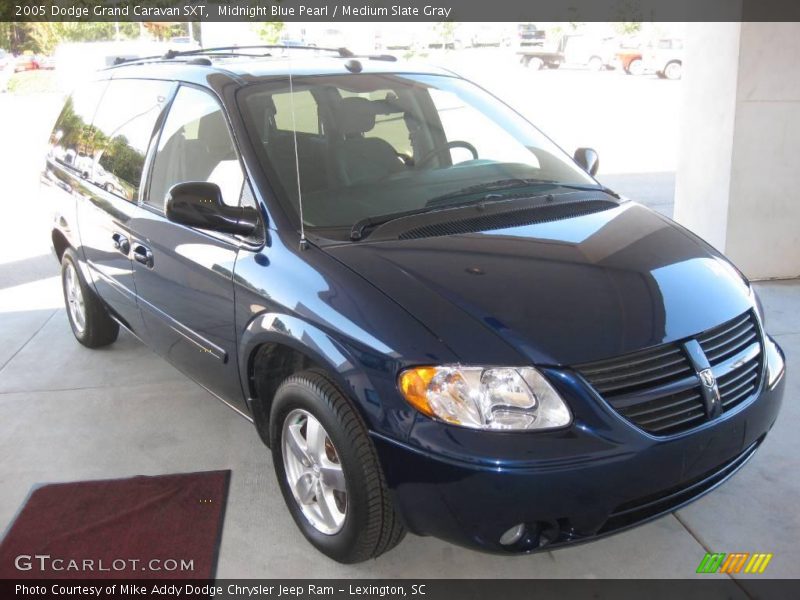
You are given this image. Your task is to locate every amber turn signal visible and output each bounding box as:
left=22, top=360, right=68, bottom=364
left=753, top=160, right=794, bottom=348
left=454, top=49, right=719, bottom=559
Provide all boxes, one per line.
left=398, top=367, right=438, bottom=417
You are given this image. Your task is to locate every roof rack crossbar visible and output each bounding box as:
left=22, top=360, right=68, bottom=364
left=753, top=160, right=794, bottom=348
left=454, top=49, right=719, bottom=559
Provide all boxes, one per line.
left=162, top=45, right=355, bottom=59
left=109, top=45, right=397, bottom=68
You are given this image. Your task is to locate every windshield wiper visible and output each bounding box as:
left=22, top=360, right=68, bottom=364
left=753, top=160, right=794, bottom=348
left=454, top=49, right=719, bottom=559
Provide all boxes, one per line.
left=349, top=192, right=529, bottom=241
left=425, top=178, right=542, bottom=206
left=557, top=183, right=620, bottom=197
left=350, top=197, right=503, bottom=242
left=350, top=206, right=446, bottom=241
left=349, top=180, right=619, bottom=241
left=426, top=178, right=617, bottom=207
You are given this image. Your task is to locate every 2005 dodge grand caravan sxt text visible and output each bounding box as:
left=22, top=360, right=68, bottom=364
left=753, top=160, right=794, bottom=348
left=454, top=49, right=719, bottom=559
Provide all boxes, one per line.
left=44, top=47, right=785, bottom=563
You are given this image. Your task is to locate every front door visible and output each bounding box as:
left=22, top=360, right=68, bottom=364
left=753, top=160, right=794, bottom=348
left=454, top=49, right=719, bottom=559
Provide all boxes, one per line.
left=129, top=85, right=247, bottom=408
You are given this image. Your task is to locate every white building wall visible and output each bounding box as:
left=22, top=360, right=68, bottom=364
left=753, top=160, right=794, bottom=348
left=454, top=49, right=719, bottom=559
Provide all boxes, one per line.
left=675, top=22, right=800, bottom=279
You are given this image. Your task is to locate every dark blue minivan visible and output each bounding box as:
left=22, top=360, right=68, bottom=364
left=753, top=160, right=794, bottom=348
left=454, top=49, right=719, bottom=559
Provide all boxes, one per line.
left=44, top=47, right=785, bottom=563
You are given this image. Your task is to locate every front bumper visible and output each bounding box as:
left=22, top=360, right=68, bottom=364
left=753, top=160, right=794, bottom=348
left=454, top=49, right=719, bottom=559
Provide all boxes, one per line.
left=372, top=362, right=785, bottom=554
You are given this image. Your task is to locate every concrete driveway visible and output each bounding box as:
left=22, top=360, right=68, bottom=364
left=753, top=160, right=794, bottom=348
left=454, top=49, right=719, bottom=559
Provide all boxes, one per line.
left=0, top=69, right=796, bottom=584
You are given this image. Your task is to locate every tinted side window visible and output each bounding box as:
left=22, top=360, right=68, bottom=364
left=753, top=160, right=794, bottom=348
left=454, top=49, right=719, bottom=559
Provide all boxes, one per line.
left=148, top=86, right=244, bottom=209
left=89, top=79, right=173, bottom=202
left=48, top=82, right=107, bottom=174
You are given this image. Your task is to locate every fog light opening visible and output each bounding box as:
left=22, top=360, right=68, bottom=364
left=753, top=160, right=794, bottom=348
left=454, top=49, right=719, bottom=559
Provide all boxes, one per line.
left=499, top=523, right=527, bottom=546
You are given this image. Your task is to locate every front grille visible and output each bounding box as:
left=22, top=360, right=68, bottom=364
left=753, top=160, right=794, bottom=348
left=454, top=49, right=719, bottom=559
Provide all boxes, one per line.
left=718, top=357, right=761, bottom=409
left=576, top=344, right=693, bottom=396
left=576, top=310, right=763, bottom=436
left=698, top=311, right=762, bottom=411
left=698, top=310, right=759, bottom=363
left=576, top=344, right=705, bottom=435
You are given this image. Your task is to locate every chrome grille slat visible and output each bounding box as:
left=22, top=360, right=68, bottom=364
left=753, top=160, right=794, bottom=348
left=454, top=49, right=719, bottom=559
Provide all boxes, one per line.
left=719, top=362, right=758, bottom=388
left=646, top=410, right=707, bottom=433
left=722, top=383, right=758, bottom=408
left=579, top=347, right=684, bottom=375
left=576, top=310, right=763, bottom=436
left=593, top=363, right=695, bottom=394
left=617, top=390, right=700, bottom=419
left=719, top=372, right=757, bottom=397
left=697, top=313, right=750, bottom=345
left=705, top=332, right=758, bottom=363
left=635, top=398, right=705, bottom=426
left=703, top=327, right=755, bottom=355
left=700, top=311, right=762, bottom=411
left=699, top=312, right=758, bottom=364
left=587, top=355, right=689, bottom=384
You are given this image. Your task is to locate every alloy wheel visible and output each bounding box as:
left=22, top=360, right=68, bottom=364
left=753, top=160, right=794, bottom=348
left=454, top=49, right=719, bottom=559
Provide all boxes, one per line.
left=64, top=262, right=86, bottom=334
left=282, top=408, right=347, bottom=534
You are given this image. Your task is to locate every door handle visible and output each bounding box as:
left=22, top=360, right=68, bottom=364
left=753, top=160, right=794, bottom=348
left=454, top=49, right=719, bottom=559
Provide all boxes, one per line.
left=132, top=243, right=154, bottom=268
left=111, top=232, right=130, bottom=255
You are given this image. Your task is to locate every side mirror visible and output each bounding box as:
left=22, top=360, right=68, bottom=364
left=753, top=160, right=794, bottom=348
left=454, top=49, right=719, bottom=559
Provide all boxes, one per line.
left=165, top=182, right=260, bottom=236
left=574, top=147, right=599, bottom=176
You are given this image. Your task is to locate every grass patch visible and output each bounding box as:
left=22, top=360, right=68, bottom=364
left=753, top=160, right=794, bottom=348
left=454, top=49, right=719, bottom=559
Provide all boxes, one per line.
left=7, top=70, right=59, bottom=94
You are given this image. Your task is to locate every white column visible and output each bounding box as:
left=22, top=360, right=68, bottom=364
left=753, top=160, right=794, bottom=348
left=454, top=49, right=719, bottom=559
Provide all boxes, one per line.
left=674, top=22, right=800, bottom=279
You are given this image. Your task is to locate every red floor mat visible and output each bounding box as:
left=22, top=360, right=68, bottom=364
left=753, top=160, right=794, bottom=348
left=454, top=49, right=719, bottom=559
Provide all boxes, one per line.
left=0, top=470, right=230, bottom=579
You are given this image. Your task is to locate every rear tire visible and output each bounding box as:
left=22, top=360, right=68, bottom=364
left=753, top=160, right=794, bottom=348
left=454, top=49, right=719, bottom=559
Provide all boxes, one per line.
left=61, top=248, right=119, bottom=348
left=527, top=57, right=543, bottom=70
left=664, top=61, right=682, bottom=80
left=270, top=369, right=405, bottom=563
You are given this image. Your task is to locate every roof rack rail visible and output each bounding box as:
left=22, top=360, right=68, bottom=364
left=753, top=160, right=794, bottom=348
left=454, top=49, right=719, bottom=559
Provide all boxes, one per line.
left=161, top=44, right=355, bottom=59
left=110, top=45, right=397, bottom=67
left=160, top=45, right=397, bottom=62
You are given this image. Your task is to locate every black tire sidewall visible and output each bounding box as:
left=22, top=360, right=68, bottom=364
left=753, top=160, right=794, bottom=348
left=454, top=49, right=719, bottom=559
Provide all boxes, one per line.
left=61, top=249, right=118, bottom=347
left=665, top=61, right=682, bottom=80
left=270, top=377, right=375, bottom=562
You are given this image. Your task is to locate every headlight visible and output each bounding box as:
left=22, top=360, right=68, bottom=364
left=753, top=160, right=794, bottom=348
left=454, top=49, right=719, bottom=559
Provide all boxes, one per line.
left=766, top=337, right=785, bottom=389
left=398, top=366, right=571, bottom=431
left=752, top=288, right=767, bottom=326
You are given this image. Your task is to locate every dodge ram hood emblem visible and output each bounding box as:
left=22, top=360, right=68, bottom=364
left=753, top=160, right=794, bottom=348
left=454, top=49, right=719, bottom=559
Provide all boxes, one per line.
left=699, top=368, right=723, bottom=417
left=699, top=369, right=716, bottom=388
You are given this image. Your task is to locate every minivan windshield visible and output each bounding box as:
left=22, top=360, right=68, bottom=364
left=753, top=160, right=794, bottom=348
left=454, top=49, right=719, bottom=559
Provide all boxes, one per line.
left=238, top=73, right=598, bottom=236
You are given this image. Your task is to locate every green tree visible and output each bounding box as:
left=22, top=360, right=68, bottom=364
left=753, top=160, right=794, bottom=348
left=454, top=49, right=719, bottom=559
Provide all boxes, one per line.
left=614, top=22, right=642, bottom=36
left=0, top=21, right=143, bottom=54
left=256, top=22, right=285, bottom=44
left=433, top=21, right=458, bottom=48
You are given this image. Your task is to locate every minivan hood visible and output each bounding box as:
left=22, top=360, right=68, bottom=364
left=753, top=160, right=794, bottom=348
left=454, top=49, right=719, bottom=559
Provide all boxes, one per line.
left=323, top=203, right=754, bottom=366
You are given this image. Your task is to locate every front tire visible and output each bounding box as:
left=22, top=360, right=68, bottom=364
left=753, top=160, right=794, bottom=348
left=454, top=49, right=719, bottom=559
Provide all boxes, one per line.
left=628, top=58, right=643, bottom=76
left=270, top=370, right=405, bottom=563
left=61, top=248, right=119, bottom=348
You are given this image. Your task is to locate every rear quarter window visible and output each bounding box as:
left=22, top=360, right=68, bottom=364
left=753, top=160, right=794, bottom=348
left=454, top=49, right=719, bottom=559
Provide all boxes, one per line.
left=48, top=82, right=107, bottom=174
left=88, top=79, right=174, bottom=202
